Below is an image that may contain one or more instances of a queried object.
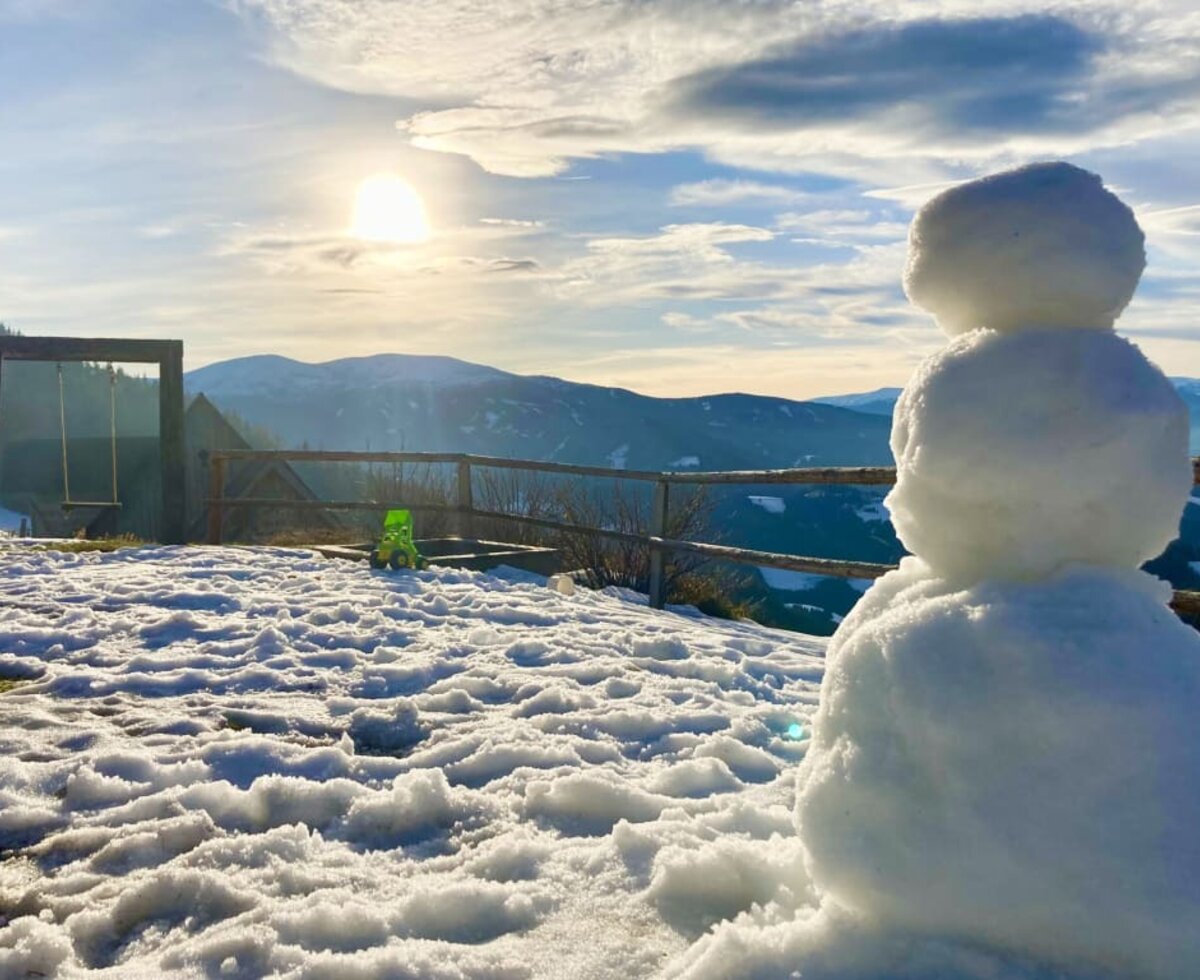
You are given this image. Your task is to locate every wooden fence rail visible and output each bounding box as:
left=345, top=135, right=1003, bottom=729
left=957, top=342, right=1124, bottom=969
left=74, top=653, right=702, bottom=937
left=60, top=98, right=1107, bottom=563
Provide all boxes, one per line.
left=205, top=449, right=1200, bottom=618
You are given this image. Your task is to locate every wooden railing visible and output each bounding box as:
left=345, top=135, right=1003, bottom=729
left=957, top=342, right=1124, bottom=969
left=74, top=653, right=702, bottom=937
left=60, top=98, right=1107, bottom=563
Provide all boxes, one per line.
left=205, top=450, right=1200, bottom=618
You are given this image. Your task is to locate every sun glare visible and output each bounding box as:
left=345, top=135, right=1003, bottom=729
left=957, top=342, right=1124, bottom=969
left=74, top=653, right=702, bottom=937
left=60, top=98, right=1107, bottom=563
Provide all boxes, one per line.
left=350, top=174, right=431, bottom=244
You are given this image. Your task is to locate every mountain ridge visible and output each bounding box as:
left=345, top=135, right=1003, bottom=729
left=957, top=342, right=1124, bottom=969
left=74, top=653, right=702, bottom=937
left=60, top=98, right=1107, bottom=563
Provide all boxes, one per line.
left=184, top=352, right=896, bottom=472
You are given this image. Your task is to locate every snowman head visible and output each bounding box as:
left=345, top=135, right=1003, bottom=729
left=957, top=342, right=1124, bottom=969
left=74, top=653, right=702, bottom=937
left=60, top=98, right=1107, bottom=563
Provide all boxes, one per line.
left=905, top=162, right=1145, bottom=336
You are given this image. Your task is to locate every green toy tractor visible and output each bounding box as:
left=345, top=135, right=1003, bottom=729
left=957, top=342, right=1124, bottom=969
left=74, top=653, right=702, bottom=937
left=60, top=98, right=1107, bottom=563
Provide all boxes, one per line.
left=368, top=509, right=425, bottom=571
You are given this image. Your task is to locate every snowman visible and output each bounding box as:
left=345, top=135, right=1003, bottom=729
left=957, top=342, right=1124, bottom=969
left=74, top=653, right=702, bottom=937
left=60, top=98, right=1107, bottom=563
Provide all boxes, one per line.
left=794, top=163, right=1200, bottom=978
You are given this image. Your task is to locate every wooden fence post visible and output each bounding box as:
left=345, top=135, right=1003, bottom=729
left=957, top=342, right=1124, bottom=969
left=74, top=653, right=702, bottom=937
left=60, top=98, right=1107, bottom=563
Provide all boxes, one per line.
left=648, top=478, right=670, bottom=609
left=206, top=454, right=226, bottom=545
left=457, top=459, right=473, bottom=539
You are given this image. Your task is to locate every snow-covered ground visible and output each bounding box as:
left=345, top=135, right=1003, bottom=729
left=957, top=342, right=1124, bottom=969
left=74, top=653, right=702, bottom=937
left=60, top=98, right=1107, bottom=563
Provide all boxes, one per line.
left=746, top=496, right=785, bottom=515
left=0, top=545, right=825, bottom=978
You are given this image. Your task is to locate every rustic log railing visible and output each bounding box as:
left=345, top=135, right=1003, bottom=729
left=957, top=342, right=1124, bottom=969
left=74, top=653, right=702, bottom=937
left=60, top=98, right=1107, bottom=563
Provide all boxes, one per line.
left=205, top=449, right=1200, bottom=618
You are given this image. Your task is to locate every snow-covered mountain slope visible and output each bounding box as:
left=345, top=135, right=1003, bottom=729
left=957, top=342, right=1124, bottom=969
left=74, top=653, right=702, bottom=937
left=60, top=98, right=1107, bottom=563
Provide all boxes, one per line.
left=0, top=546, right=1101, bottom=977
left=811, top=387, right=903, bottom=417
left=183, top=354, right=904, bottom=635
left=184, top=353, right=893, bottom=471
left=187, top=353, right=508, bottom=401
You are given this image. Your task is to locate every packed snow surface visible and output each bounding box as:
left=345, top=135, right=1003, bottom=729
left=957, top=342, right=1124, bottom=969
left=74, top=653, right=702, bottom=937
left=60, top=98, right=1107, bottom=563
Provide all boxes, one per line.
left=887, top=327, right=1190, bottom=582
left=0, top=545, right=832, bottom=979
left=904, top=162, right=1145, bottom=336
left=0, top=547, right=1146, bottom=978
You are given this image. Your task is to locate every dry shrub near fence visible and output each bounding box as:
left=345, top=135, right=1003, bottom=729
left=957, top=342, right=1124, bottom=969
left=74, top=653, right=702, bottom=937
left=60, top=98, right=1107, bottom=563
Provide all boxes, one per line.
left=256, top=460, right=756, bottom=619
left=359, top=461, right=456, bottom=537
left=474, top=469, right=757, bottom=616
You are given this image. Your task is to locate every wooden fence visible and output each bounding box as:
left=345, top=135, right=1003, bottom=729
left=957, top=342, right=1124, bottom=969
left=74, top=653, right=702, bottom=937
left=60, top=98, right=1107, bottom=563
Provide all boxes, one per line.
left=206, top=450, right=1200, bottom=618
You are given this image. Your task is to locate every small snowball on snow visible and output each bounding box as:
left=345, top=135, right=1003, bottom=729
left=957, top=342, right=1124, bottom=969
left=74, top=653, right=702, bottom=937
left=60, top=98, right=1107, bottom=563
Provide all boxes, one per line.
left=905, top=162, right=1145, bottom=335
left=547, top=573, right=576, bottom=595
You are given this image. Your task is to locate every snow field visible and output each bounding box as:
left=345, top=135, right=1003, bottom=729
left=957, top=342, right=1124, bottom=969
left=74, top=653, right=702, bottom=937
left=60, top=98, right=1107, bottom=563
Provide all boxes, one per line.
left=0, top=545, right=825, bottom=978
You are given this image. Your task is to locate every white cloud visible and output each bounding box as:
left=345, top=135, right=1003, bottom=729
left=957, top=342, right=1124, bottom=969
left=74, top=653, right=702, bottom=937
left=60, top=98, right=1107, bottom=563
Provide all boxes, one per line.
left=670, top=179, right=807, bottom=207
left=557, top=221, right=921, bottom=347
left=1139, top=204, right=1200, bottom=237
left=560, top=223, right=779, bottom=302
left=775, top=209, right=910, bottom=245
left=861, top=180, right=966, bottom=208
left=237, top=1, right=1200, bottom=182
left=480, top=218, right=545, bottom=229
left=560, top=338, right=936, bottom=400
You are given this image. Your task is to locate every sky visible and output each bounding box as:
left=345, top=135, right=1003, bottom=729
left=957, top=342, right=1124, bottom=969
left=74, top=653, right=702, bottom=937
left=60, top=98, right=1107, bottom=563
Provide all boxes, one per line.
left=1, top=0, right=1199, bottom=400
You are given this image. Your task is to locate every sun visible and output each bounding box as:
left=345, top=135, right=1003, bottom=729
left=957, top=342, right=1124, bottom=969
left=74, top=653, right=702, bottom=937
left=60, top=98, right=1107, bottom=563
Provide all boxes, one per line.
left=350, top=174, right=431, bottom=244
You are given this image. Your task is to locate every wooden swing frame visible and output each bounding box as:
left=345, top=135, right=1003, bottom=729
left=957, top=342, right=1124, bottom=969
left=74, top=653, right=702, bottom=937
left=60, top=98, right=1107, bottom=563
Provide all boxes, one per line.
left=0, top=337, right=186, bottom=544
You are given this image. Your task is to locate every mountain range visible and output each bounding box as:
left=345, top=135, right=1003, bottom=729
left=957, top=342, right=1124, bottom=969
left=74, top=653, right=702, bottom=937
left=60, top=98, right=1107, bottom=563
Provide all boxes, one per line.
left=185, top=353, right=895, bottom=471
left=184, top=353, right=1200, bottom=632
left=185, top=353, right=903, bottom=633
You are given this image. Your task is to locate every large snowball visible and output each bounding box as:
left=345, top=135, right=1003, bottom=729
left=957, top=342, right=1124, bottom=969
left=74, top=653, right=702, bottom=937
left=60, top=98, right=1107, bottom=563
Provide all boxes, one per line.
left=905, top=162, right=1145, bottom=336
left=887, top=327, right=1190, bottom=583
left=796, top=559, right=1200, bottom=978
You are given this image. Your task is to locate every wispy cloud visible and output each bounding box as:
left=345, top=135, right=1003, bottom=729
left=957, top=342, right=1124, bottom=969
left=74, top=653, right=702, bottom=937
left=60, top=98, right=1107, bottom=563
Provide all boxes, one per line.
left=775, top=210, right=910, bottom=246
left=7, top=0, right=1200, bottom=399
left=1139, top=204, right=1200, bottom=237
left=670, top=179, right=807, bottom=208
left=239, top=2, right=1200, bottom=181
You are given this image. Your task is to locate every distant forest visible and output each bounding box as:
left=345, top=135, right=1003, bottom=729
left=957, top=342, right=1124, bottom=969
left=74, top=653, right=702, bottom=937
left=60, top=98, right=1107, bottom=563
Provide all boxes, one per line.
left=0, top=324, right=161, bottom=442
left=0, top=324, right=279, bottom=510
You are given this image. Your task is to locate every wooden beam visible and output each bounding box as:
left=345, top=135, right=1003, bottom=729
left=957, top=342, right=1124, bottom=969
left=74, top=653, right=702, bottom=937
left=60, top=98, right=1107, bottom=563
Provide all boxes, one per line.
left=158, top=342, right=186, bottom=545
left=0, top=336, right=181, bottom=363
left=665, top=466, right=898, bottom=486
left=206, top=450, right=908, bottom=487
left=648, top=480, right=669, bottom=609
left=457, top=460, right=474, bottom=539
left=206, top=499, right=453, bottom=513
left=206, top=454, right=226, bottom=545
left=211, top=449, right=468, bottom=466
left=1170, top=589, right=1200, bottom=618
left=464, top=506, right=647, bottom=545
left=654, top=536, right=896, bottom=580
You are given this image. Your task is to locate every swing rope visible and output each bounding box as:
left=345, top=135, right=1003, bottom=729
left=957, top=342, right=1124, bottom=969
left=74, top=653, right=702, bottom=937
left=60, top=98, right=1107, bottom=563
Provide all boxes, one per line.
left=57, top=363, right=71, bottom=504
left=108, top=364, right=118, bottom=504
left=56, top=361, right=122, bottom=510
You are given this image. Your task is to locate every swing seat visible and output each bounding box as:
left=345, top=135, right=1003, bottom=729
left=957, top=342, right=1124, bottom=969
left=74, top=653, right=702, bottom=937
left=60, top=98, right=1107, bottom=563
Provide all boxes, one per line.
left=56, top=361, right=123, bottom=514
left=61, top=500, right=123, bottom=512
